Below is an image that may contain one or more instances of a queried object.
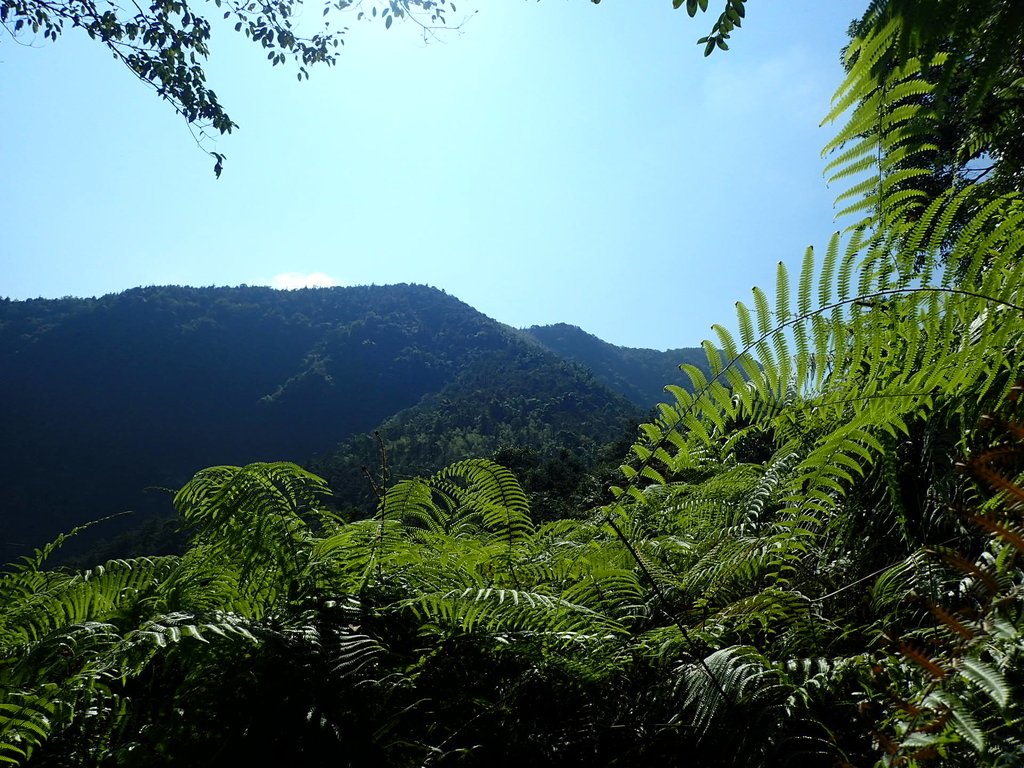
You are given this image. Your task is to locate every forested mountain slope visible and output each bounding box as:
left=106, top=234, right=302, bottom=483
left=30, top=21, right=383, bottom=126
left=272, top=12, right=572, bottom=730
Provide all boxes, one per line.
left=524, top=323, right=706, bottom=409
left=315, top=339, right=641, bottom=518
left=0, top=285, right=650, bottom=559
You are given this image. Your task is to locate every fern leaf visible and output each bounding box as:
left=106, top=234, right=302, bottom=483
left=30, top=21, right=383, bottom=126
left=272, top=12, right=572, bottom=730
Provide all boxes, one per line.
left=899, top=643, right=949, bottom=680
left=957, top=657, right=1009, bottom=709
left=736, top=301, right=755, bottom=348
left=775, top=262, right=791, bottom=324
left=798, top=245, right=815, bottom=317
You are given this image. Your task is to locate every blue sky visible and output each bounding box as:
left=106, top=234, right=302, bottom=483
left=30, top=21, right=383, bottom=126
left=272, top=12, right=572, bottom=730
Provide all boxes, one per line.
left=2, top=0, right=865, bottom=350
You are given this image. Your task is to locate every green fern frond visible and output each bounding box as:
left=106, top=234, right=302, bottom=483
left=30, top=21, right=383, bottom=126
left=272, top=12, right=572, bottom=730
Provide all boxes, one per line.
left=173, top=462, right=334, bottom=610
left=2, top=557, right=177, bottom=645
left=957, top=657, right=1010, bottom=710
left=6, top=515, right=129, bottom=575
left=382, top=478, right=437, bottom=529
left=674, top=645, right=788, bottom=737
left=783, top=654, right=866, bottom=708
left=175, top=462, right=330, bottom=535
left=130, top=610, right=257, bottom=649
left=705, top=588, right=811, bottom=641
left=0, top=689, right=59, bottom=765
left=328, top=630, right=384, bottom=678
left=822, top=17, right=901, bottom=123
left=924, top=690, right=986, bottom=752
left=311, top=519, right=406, bottom=592
left=431, top=459, right=534, bottom=550
left=407, top=587, right=624, bottom=642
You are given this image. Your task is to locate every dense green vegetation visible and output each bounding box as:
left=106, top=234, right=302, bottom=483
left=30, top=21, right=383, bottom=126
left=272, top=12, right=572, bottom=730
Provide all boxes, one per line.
left=4, top=1, right=1024, bottom=765
left=524, top=324, right=710, bottom=410
left=0, top=286, right=661, bottom=562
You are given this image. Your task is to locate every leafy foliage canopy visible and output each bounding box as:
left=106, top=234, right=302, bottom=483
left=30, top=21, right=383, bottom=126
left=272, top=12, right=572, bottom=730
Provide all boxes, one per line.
left=4, top=1, right=1024, bottom=766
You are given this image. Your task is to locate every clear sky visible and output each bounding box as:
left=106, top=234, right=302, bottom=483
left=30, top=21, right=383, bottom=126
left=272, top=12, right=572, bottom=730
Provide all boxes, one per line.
left=1, top=0, right=866, bottom=350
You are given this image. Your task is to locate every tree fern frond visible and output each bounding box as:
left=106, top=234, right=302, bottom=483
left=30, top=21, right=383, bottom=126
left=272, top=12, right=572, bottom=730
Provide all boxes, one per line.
left=560, top=567, right=648, bottom=626
left=175, top=462, right=329, bottom=536
left=705, top=588, right=811, bottom=641
left=0, top=690, right=59, bottom=766
left=957, top=657, right=1009, bottom=710
left=818, top=233, right=840, bottom=309
left=382, top=478, right=443, bottom=532
left=6, top=515, right=129, bottom=575
left=822, top=17, right=901, bottom=126
left=674, top=645, right=788, bottom=738
left=797, top=245, right=816, bottom=318
left=679, top=364, right=708, bottom=393
left=2, top=557, right=177, bottom=644
left=311, top=519, right=405, bottom=592
left=832, top=174, right=882, bottom=208
left=823, top=139, right=878, bottom=182
left=836, top=239, right=859, bottom=303
left=326, top=632, right=384, bottom=678
left=432, top=459, right=534, bottom=551
left=924, top=690, right=986, bottom=752
left=736, top=300, right=755, bottom=349
left=407, top=587, right=624, bottom=642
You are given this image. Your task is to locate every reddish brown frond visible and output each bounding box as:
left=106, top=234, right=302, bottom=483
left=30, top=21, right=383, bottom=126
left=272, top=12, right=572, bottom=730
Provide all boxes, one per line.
left=970, top=513, right=1024, bottom=553
left=969, top=458, right=1024, bottom=510
left=933, top=549, right=1000, bottom=595
left=875, top=731, right=899, bottom=755
left=891, top=696, right=924, bottom=716
left=927, top=602, right=974, bottom=642
left=981, top=410, right=1024, bottom=441
left=916, top=712, right=950, bottom=734
left=898, top=642, right=949, bottom=679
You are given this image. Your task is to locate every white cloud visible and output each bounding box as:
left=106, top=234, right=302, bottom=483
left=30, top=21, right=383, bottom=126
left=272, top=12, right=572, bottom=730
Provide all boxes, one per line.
left=270, top=271, right=343, bottom=290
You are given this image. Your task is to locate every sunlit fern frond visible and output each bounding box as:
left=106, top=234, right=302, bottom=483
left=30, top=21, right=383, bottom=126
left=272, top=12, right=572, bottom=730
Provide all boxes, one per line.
left=4, top=515, right=128, bottom=574
left=676, top=528, right=796, bottom=612
left=310, top=519, right=407, bottom=593
left=514, top=517, right=625, bottom=591
left=0, top=621, right=128, bottom=767
left=175, top=462, right=331, bottom=536
left=405, top=586, right=626, bottom=647
left=782, top=654, right=867, bottom=709
left=389, top=459, right=534, bottom=551
left=1, top=557, right=178, bottom=645
left=559, top=566, right=649, bottom=628
left=399, top=532, right=521, bottom=597
left=383, top=477, right=479, bottom=539
left=433, top=459, right=534, bottom=548
left=174, top=462, right=331, bottom=610
left=0, top=686, right=62, bottom=766
left=0, top=568, right=71, bottom=646
left=119, top=610, right=260, bottom=674
left=620, top=180, right=1023, bottom=553
left=6, top=621, right=121, bottom=687
left=154, top=545, right=244, bottom=613
left=823, top=19, right=945, bottom=228
left=673, top=645, right=788, bottom=736
left=702, top=588, right=813, bottom=646
left=869, top=547, right=960, bottom=628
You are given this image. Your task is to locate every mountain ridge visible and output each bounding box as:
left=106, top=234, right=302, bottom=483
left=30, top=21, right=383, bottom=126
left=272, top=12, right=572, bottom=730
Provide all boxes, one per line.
left=522, top=322, right=708, bottom=409
left=0, top=284, right=704, bottom=560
